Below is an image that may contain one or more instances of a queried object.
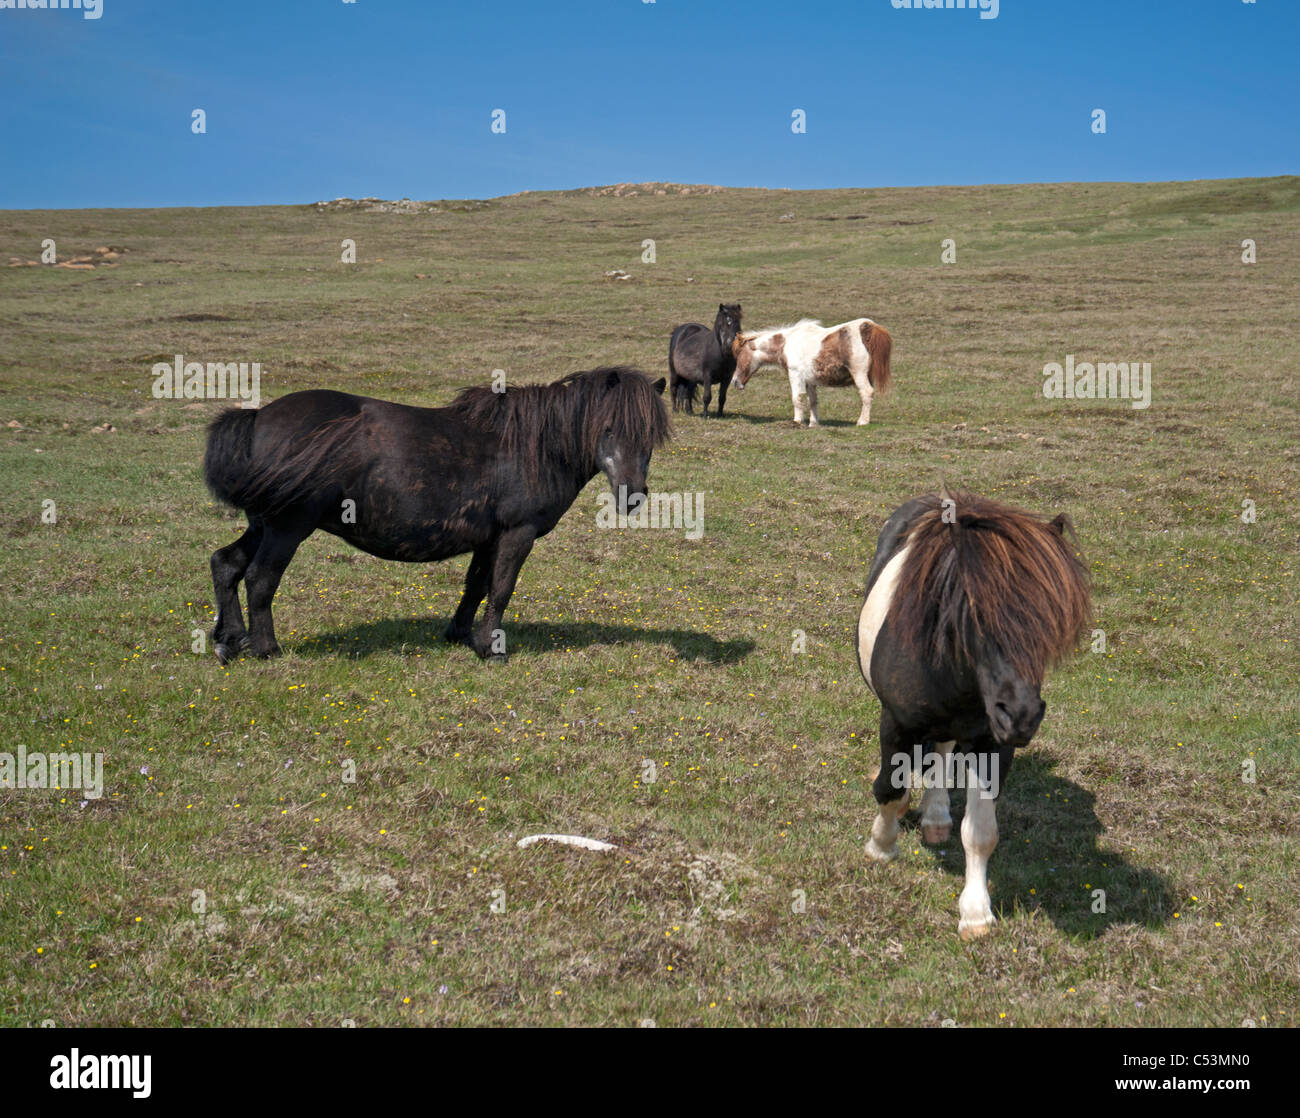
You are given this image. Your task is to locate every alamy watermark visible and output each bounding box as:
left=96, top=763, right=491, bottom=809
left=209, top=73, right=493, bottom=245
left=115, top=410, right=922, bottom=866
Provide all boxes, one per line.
left=596, top=488, right=704, bottom=540
left=0, top=747, right=103, bottom=799
left=1042, top=355, right=1150, bottom=410
left=890, top=0, right=998, bottom=20
left=152, top=355, right=260, bottom=408
left=1, top=0, right=102, bottom=19
left=890, top=744, right=999, bottom=800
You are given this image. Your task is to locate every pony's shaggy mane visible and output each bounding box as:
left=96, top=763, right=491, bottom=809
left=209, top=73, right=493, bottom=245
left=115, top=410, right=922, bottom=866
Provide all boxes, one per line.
left=739, top=318, right=821, bottom=344
left=452, top=366, right=671, bottom=483
left=891, top=492, right=1091, bottom=683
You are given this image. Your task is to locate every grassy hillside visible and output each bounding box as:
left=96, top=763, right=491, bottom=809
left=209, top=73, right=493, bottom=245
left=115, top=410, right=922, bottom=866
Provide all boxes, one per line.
left=1, top=176, right=1297, bottom=1026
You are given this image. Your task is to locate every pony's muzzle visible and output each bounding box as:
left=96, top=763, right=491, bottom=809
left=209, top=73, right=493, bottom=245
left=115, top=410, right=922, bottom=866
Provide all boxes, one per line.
left=618, top=487, right=647, bottom=517
left=992, top=697, right=1046, bottom=746
left=730, top=376, right=745, bottom=390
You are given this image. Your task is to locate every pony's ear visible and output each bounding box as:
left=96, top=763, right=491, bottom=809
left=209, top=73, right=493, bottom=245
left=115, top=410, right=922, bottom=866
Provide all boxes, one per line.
left=719, top=304, right=726, bottom=313
left=1049, top=513, right=1070, bottom=535
left=605, top=369, right=621, bottom=390
left=652, top=377, right=667, bottom=395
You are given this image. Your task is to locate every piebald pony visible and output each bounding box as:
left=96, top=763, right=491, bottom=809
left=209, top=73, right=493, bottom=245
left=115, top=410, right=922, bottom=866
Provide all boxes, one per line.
left=731, top=317, right=892, bottom=426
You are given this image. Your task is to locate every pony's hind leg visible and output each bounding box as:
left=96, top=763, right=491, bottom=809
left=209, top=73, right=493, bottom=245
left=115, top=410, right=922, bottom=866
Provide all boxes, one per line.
left=856, top=384, right=874, bottom=426
left=852, top=367, right=875, bottom=426
left=446, top=542, right=495, bottom=645
left=866, top=712, right=911, bottom=862
left=700, top=379, right=713, bottom=418
left=957, top=760, right=1000, bottom=940
left=210, top=521, right=264, bottom=664
left=243, top=522, right=309, bottom=659
left=920, top=740, right=956, bottom=844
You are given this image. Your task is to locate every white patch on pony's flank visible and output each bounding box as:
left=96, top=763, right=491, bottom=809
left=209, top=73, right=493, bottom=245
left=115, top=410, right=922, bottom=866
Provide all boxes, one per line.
left=857, top=545, right=910, bottom=694
left=920, top=740, right=956, bottom=844
left=957, top=768, right=999, bottom=940
left=516, top=834, right=618, bottom=852
left=865, top=793, right=909, bottom=863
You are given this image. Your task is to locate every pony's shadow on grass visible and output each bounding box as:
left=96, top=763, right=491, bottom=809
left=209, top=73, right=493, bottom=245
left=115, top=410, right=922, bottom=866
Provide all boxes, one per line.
left=730, top=412, right=858, bottom=429
left=904, top=752, right=1172, bottom=939
left=727, top=410, right=783, bottom=426
left=294, top=617, right=755, bottom=663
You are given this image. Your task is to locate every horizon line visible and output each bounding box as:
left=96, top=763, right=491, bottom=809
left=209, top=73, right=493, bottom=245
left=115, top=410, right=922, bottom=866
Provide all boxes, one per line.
left=3, top=172, right=1296, bottom=214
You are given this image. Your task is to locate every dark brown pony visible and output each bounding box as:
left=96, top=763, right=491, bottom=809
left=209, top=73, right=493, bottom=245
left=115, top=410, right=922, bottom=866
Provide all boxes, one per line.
left=667, top=303, right=742, bottom=417
left=204, top=367, right=669, bottom=663
left=855, top=491, right=1090, bottom=939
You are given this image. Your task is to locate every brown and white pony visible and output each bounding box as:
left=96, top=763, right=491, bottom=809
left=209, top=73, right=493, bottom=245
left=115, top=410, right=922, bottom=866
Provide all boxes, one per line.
left=731, top=317, right=892, bottom=426
left=856, top=492, right=1090, bottom=939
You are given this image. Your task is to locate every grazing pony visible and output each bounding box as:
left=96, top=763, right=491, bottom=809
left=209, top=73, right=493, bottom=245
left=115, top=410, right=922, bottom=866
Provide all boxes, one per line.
left=855, top=492, right=1090, bottom=939
left=203, top=368, right=669, bottom=662
left=731, top=317, right=892, bottom=426
left=667, top=303, right=742, bottom=417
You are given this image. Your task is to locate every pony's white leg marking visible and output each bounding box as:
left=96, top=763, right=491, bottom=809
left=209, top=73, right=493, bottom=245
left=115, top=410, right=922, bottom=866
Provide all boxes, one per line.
left=866, top=792, right=909, bottom=863
left=806, top=383, right=820, bottom=427
left=920, top=741, right=955, bottom=844
left=789, top=369, right=805, bottom=425
left=852, top=359, right=874, bottom=425
left=857, top=383, right=874, bottom=425
left=856, top=545, right=909, bottom=694
left=957, top=772, right=999, bottom=940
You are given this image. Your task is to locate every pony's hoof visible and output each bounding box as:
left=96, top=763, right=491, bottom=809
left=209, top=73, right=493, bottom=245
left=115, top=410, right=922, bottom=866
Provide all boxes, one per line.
left=922, top=823, right=951, bottom=845
left=247, top=641, right=281, bottom=660
left=471, top=638, right=509, bottom=662
left=958, top=917, right=995, bottom=942
left=443, top=625, right=470, bottom=645
left=865, top=839, right=898, bottom=863
left=214, top=635, right=247, bottom=665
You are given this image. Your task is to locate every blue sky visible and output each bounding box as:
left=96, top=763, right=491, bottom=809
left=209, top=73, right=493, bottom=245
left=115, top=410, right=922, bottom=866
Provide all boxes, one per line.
left=1, top=0, right=1295, bottom=208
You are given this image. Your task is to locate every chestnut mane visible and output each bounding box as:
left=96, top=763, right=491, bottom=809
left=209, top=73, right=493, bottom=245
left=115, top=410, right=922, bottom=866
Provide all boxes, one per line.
left=891, top=492, right=1091, bottom=683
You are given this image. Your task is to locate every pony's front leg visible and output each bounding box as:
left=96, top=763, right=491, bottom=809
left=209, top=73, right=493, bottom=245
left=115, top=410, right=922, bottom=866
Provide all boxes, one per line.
left=866, top=713, right=911, bottom=862
left=700, top=380, right=713, bottom=418
left=805, top=384, right=821, bottom=427
left=471, top=525, right=537, bottom=660
left=715, top=377, right=728, bottom=417
left=789, top=371, right=806, bottom=425
left=957, top=764, right=999, bottom=940
left=920, top=740, right=955, bottom=844
left=445, top=542, right=496, bottom=645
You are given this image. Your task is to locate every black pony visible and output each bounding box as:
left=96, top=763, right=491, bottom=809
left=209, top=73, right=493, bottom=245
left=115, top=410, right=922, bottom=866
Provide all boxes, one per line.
left=855, top=492, right=1091, bottom=939
left=203, top=367, right=669, bottom=662
left=667, top=303, right=742, bottom=417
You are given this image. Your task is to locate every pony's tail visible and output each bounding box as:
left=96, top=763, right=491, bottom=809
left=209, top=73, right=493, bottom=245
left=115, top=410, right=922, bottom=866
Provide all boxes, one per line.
left=204, top=406, right=365, bottom=518
left=666, top=344, right=699, bottom=411
left=203, top=408, right=259, bottom=510
left=864, top=322, right=893, bottom=394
